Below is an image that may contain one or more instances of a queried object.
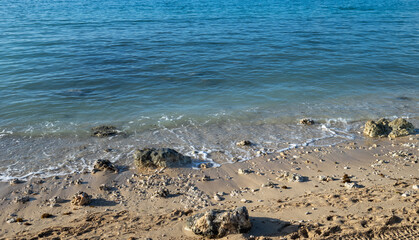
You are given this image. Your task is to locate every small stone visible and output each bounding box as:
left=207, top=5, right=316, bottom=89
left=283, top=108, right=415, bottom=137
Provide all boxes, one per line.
left=238, top=169, right=251, bottom=175
left=41, top=213, right=53, bottom=219
left=14, top=196, right=30, bottom=204
left=401, top=191, right=411, bottom=197
left=412, top=185, right=419, bottom=190
left=7, top=218, right=16, bottom=223
left=344, top=182, right=360, bottom=189
left=153, top=188, right=170, bottom=198
left=300, top=118, right=315, bottom=125
left=202, top=175, right=210, bottom=181
left=214, top=195, right=222, bottom=201
left=71, top=191, right=91, bottom=206
left=236, top=140, right=252, bottom=146
left=9, top=178, right=24, bottom=185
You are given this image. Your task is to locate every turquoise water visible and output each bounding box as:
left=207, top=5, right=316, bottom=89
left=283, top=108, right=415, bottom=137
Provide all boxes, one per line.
left=0, top=0, right=418, bottom=180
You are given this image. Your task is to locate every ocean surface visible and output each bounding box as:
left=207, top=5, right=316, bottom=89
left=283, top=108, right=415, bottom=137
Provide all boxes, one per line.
left=1, top=0, right=418, bottom=181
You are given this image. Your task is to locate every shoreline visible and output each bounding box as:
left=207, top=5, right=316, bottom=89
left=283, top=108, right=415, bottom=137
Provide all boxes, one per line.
left=0, top=135, right=418, bottom=239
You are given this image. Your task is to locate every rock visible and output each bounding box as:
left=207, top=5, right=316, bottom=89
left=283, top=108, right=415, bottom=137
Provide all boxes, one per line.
left=300, top=118, right=315, bottom=125
left=201, top=175, right=210, bottom=181
left=41, top=213, right=53, bottom=219
left=9, top=178, right=24, bottom=185
left=363, top=118, right=391, bottom=137
left=412, top=185, right=419, bottom=190
left=93, top=159, right=118, bottom=173
left=277, top=172, right=307, bottom=182
left=99, top=184, right=111, bottom=191
left=342, top=174, right=351, bottom=183
left=213, top=195, right=222, bottom=201
left=153, top=188, right=170, bottom=198
left=91, top=125, right=118, bottom=137
left=344, top=182, right=360, bottom=189
left=385, top=215, right=402, bottom=225
left=133, top=148, right=192, bottom=169
left=238, top=169, right=251, bottom=175
left=364, top=118, right=415, bottom=138
left=14, top=196, right=30, bottom=204
left=388, top=118, right=415, bottom=138
left=48, top=196, right=65, bottom=207
left=236, top=140, right=252, bottom=146
left=71, top=191, right=91, bottom=206
left=185, top=207, right=252, bottom=238
left=262, top=181, right=276, bottom=188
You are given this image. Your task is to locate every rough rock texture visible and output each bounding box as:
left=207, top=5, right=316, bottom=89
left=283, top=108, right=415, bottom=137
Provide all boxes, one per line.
left=300, top=118, right=315, bottom=125
left=93, top=159, right=118, bottom=173
left=91, top=125, right=118, bottom=137
left=133, top=148, right=191, bottom=169
left=364, top=118, right=415, bottom=138
left=388, top=118, right=415, bottom=138
left=186, top=207, right=251, bottom=238
left=71, top=191, right=91, bottom=206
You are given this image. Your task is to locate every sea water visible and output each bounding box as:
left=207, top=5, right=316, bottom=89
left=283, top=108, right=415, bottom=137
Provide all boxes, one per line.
left=0, top=0, right=418, bottom=180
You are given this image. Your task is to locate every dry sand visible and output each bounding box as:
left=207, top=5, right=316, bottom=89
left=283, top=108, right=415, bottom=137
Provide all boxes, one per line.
left=0, top=136, right=418, bottom=240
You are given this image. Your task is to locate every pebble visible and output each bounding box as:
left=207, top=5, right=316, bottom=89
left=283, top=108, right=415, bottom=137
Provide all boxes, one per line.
left=412, top=185, right=419, bottom=190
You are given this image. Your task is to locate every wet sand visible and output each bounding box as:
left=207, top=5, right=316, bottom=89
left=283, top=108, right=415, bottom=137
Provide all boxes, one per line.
left=0, top=136, right=418, bottom=239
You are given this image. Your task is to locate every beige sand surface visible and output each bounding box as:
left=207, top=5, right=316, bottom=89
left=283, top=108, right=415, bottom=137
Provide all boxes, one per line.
left=0, top=136, right=418, bottom=239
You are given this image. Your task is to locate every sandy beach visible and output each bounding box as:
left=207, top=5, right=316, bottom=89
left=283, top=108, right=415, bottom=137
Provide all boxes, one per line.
left=0, top=133, right=417, bottom=240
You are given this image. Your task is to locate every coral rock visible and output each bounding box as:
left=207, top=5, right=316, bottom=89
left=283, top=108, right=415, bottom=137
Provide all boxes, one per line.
left=93, top=159, right=118, bottom=173
left=133, top=148, right=191, bottom=169
left=186, top=206, right=252, bottom=238
left=91, top=125, right=118, bottom=137
left=71, top=191, right=91, bottom=206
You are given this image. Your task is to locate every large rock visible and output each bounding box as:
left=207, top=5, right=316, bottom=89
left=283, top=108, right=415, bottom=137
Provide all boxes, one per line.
left=363, top=118, right=414, bottom=138
left=133, top=148, right=191, bottom=169
left=388, top=118, right=415, bottom=138
left=186, top=207, right=251, bottom=238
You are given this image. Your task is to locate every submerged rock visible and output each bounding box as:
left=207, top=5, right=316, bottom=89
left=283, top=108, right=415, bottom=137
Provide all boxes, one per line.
left=71, top=191, right=91, bottom=206
left=91, top=125, right=118, bottom=137
left=186, top=206, right=251, bottom=238
left=300, top=118, right=315, bottom=125
left=93, top=159, right=118, bottom=173
left=133, top=148, right=192, bottom=169
left=363, top=118, right=415, bottom=138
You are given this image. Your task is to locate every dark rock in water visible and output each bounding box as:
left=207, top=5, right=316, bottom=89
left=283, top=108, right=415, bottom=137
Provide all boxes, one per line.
left=364, top=118, right=415, bottom=138
left=133, top=148, right=192, bottom=169
left=186, top=206, right=252, bottom=238
left=71, top=191, right=91, bottom=206
left=93, top=159, right=118, bottom=173
left=236, top=140, right=252, bottom=146
left=91, top=125, right=118, bottom=137
left=300, top=118, right=315, bottom=125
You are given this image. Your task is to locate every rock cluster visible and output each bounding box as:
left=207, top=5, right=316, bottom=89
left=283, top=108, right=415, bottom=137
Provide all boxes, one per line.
left=277, top=171, right=307, bottom=182
left=93, top=159, right=118, bottom=173
left=133, top=148, right=192, bottom=169
left=91, top=125, right=118, bottom=137
left=186, top=207, right=251, bottom=238
left=71, top=191, right=91, bottom=206
left=363, top=118, right=415, bottom=138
